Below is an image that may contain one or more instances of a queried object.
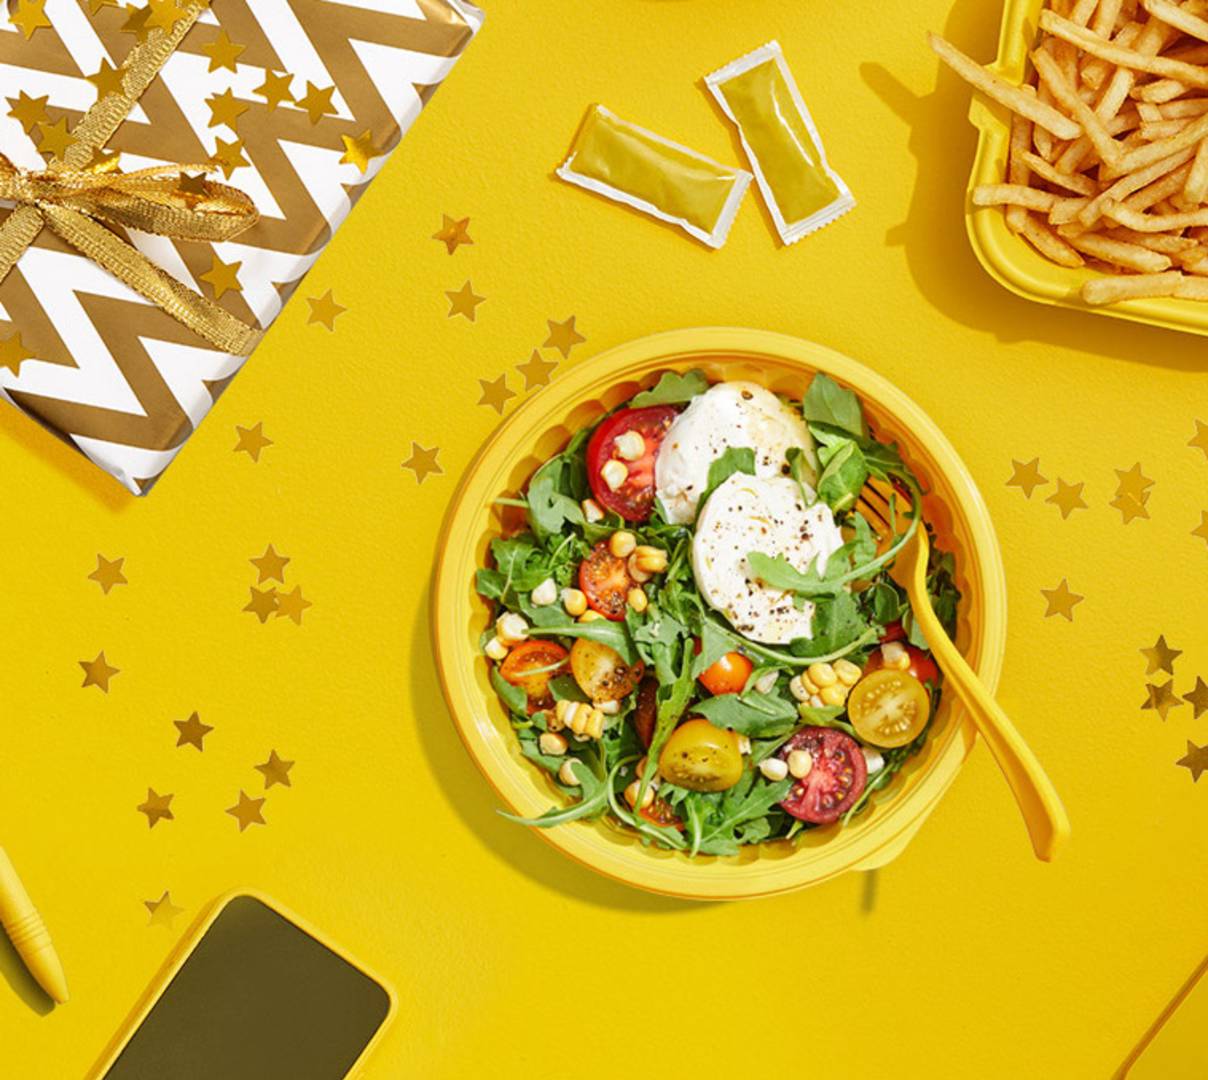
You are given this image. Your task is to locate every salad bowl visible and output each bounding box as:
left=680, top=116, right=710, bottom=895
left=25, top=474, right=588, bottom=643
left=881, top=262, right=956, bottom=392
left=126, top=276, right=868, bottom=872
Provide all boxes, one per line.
left=431, top=327, right=1007, bottom=900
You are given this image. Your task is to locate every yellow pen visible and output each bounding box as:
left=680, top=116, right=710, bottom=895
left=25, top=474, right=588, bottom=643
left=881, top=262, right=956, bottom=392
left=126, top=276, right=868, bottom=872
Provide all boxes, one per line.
left=0, top=847, right=68, bottom=1004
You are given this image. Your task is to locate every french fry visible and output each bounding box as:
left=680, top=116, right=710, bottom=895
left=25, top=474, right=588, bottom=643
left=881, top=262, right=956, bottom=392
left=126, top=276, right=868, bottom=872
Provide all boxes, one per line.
left=1103, top=226, right=1199, bottom=251
left=1159, top=98, right=1208, bottom=118
left=1093, top=0, right=1125, bottom=35
left=1032, top=47, right=1123, bottom=165
left=1019, top=149, right=1098, bottom=192
left=1139, top=119, right=1191, bottom=139
left=1111, top=110, right=1208, bottom=175
left=1140, top=0, right=1208, bottom=44
left=927, top=33, right=1083, bottom=138
left=1173, top=274, right=1208, bottom=297
left=1103, top=200, right=1208, bottom=229
left=1007, top=108, right=1035, bottom=231
left=1039, top=10, right=1208, bottom=87
left=1184, top=136, right=1208, bottom=202
left=1078, top=147, right=1195, bottom=224
left=1066, top=231, right=1174, bottom=270
left=1124, top=162, right=1195, bottom=210
left=1021, top=213, right=1087, bottom=265
left=1080, top=270, right=1182, bottom=303
left=1132, top=78, right=1189, bottom=102
left=1050, top=195, right=1095, bottom=224
left=972, top=184, right=1061, bottom=210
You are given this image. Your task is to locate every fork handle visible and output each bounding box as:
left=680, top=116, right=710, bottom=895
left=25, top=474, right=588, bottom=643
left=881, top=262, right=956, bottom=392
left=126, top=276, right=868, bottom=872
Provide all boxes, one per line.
left=909, top=573, right=1071, bottom=861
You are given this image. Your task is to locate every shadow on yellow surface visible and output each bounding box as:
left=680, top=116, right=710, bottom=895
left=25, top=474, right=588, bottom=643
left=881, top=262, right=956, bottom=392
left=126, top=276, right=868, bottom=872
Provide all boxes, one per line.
left=863, top=0, right=1208, bottom=373
left=0, top=927, right=53, bottom=1017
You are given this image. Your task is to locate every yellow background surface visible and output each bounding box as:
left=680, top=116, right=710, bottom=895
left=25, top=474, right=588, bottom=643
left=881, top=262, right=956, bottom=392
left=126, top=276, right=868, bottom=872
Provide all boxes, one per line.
left=0, top=1, right=1206, bottom=1076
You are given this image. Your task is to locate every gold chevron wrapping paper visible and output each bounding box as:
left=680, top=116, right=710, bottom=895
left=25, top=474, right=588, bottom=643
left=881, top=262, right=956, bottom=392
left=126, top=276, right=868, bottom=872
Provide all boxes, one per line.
left=0, top=0, right=483, bottom=494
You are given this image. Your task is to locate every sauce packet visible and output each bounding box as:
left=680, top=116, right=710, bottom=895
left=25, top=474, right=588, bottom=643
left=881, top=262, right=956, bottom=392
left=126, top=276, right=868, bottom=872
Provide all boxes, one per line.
left=557, top=104, right=752, bottom=249
left=706, top=42, right=855, bottom=244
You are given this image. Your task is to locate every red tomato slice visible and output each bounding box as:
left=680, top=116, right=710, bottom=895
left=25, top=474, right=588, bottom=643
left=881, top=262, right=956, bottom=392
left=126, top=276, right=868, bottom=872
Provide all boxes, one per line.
left=585, top=405, right=678, bottom=522
left=499, top=640, right=569, bottom=713
left=639, top=796, right=684, bottom=831
left=866, top=642, right=939, bottom=685
left=778, top=727, right=868, bottom=825
left=633, top=677, right=658, bottom=748
left=880, top=621, right=907, bottom=642
left=579, top=541, right=632, bottom=620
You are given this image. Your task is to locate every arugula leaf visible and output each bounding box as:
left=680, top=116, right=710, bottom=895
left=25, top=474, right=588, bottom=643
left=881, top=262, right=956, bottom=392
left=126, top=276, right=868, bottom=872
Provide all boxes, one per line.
left=813, top=430, right=870, bottom=513
left=630, top=606, right=688, bottom=684
left=747, top=515, right=879, bottom=598
left=793, top=590, right=869, bottom=658
left=526, top=454, right=584, bottom=543
left=549, top=674, right=589, bottom=703
left=691, top=617, right=735, bottom=677
left=489, top=664, right=528, bottom=716
left=691, top=691, right=798, bottom=736
left=786, top=445, right=819, bottom=501
left=500, top=756, right=609, bottom=828
left=803, top=373, right=867, bottom=439
left=696, top=447, right=756, bottom=513
left=529, top=620, right=638, bottom=665
left=635, top=649, right=695, bottom=811
left=697, top=771, right=792, bottom=851
left=629, top=369, right=708, bottom=407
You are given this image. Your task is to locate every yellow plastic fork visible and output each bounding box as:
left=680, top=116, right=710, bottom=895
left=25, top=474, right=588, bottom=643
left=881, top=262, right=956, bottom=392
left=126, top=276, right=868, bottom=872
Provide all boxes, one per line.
left=860, top=481, right=1071, bottom=861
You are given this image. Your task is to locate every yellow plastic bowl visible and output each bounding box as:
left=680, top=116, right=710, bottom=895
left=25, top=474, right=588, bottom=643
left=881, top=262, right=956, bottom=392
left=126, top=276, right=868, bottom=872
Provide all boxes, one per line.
left=432, top=328, right=1007, bottom=900
left=967, top=0, right=1208, bottom=336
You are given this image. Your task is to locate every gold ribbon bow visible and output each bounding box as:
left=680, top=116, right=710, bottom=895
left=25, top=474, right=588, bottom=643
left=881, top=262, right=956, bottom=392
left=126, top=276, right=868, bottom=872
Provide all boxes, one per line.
left=0, top=2, right=262, bottom=356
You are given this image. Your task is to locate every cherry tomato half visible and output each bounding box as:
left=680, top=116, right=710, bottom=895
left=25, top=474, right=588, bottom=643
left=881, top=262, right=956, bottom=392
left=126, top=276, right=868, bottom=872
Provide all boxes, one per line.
left=639, top=796, right=684, bottom=831
left=698, top=649, right=754, bottom=696
left=579, top=541, right=632, bottom=620
left=848, top=668, right=931, bottom=749
left=633, top=678, right=658, bottom=749
left=585, top=405, right=677, bottom=521
left=866, top=642, right=939, bottom=685
left=499, top=640, right=570, bottom=713
left=658, top=718, right=744, bottom=792
left=570, top=638, right=644, bottom=703
left=778, top=727, right=867, bottom=824
left=880, top=620, right=907, bottom=643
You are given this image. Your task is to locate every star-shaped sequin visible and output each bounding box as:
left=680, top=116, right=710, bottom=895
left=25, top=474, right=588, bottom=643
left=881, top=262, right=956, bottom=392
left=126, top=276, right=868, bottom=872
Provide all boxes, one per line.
left=210, top=136, right=248, bottom=179
left=1141, top=635, right=1182, bottom=676
left=199, top=253, right=242, bottom=300
left=88, top=554, right=127, bottom=595
left=255, top=750, right=294, bottom=789
left=173, top=711, right=212, bottom=751
left=80, top=651, right=119, bottom=692
left=200, top=29, right=245, bottom=73
left=1110, top=492, right=1150, bottom=524
left=226, top=790, right=266, bottom=831
left=120, top=3, right=152, bottom=41
left=1176, top=740, right=1208, bottom=781
left=145, top=0, right=189, bottom=31
left=1040, top=578, right=1083, bottom=621
left=254, top=70, right=294, bottom=111
left=1183, top=676, right=1208, bottom=719
left=446, top=281, right=485, bottom=321
left=0, top=332, right=36, bottom=377
left=296, top=82, right=335, bottom=124
left=6, top=92, right=49, bottom=134
left=250, top=544, right=289, bottom=584
left=11, top=0, right=52, bottom=38
left=1007, top=457, right=1048, bottom=499
left=1193, top=510, right=1208, bottom=547
left=1141, top=680, right=1182, bottom=721
left=516, top=349, right=557, bottom=391
left=275, top=586, right=311, bottom=625
left=1190, top=419, right=1208, bottom=461
left=543, top=316, right=586, bottom=359
left=144, top=891, right=184, bottom=928
left=306, top=290, right=345, bottom=330
left=402, top=442, right=442, bottom=484
left=1115, top=462, right=1154, bottom=502
left=1046, top=478, right=1087, bottom=519
left=234, top=422, right=272, bottom=461
left=339, top=129, right=383, bottom=175
left=87, top=60, right=126, bottom=100
left=243, top=586, right=279, bottom=623
left=136, top=788, right=174, bottom=828
left=432, top=214, right=472, bottom=254
left=207, top=89, right=250, bottom=132
left=477, top=374, right=515, bottom=415
left=37, top=117, right=76, bottom=163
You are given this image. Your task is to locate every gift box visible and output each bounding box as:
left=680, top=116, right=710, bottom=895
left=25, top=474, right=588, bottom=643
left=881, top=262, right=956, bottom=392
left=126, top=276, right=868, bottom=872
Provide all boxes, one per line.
left=0, top=0, right=482, bottom=493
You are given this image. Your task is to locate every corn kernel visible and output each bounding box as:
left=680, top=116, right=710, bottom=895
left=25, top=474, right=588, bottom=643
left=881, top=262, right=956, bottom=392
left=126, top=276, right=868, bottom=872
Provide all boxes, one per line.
left=807, top=662, right=838, bottom=688
left=753, top=670, right=779, bottom=695
left=881, top=641, right=911, bottom=671
left=495, top=612, right=528, bottom=646
left=600, top=459, right=628, bottom=491
left=578, top=610, right=604, bottom=623
left=759, top=757, right=789, bottom=782
left=557, top=760, right=582, bottom=786
left=538, top=732, right=568, bottom=756
left=614, top=430, right=646, bottom=461
left=624, top=780, right=655, bottom=810
left=632, top=545, right=668, bottom=575
left=788, top=749, right=814, bottom=779
left=597, top=699, right=621, bottom=715
left=627, top=586, right=648, bottom=613
left=737, top=735, right=752, bottom=755
left=627, top=553, right=652, bottom=583
left=608, top=530, right=637, bottom=558
left=551, top=699, right=573, bottom=732
left=530, top=577, right=557, bottom=607
left=862, top=747, right=885, bottom=774
left=820, top=684, right=849, bottom=707
left=581, top=498, right=604, bottom=523
left=788, top=674, right=817, bottom=702
left=834, top=658, right=862, bottom=686
left=484, top=636, right=509, bottom=662
left=561, top=587, right=587, bottom=617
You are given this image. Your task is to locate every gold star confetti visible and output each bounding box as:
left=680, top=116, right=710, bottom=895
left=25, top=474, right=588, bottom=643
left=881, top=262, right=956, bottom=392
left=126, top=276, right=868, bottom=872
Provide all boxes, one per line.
left=145, top=0, right=188, bottom=31
left=178, top=170, right=207, bottom=202
left=446, top=280, right=485, bottom=321
left=121, top=3, right=152, bottom=41
left=87, top=60, right=126, bottom=100
left=1115, top=462, right=1154, bottom=503
left=210, top=136, right=248, bottom=179
left=87, top=147, right=120, bottom=172
left=200, top=29, right=245, bottom=73
left=234, top=421, right=272, bottom=461
left=88, top=0, right=120, bottom=13
left=1142, top=680, right=1183, bottom=721
left=250, top=544, right=289, bottom=584
left=226, top=790, right=266, bottom=831
left=88, top=554, right=127, bottom=595
left=1176, top=740, right=1208, bottom=782
left=402, top=442, right=442, bottom=484
left=0, top=331, right=36, bottom=376
left=1193, top=510, right=1208, bottom=547
left=80, top=651, right=119, bottom=692
left=199, top=253, right=242, bottom=300
left=1141, top=635, right=1182, bottom=676
left=144, top=891, right=183, bottom=929
left=1040, top=578, right=1083, bottom=621
left=306, top=290, right=345, bottom=330
left=1184, top=676, right=1208, bottom=719
left=296, top=82, right=335, bottom=124
left=1190, top=419, right=1208, bottom=461
left=1007, top=457, right=1048, bottom=499
left=206, top=88, right=250, bottom=132
left=136, top=788, right=174, bottom=828
left=37, top=117, right=76, bottom=163
left=543, top=316, right=586, bottom=359
left=1046, top=478, right=1087, bottom=519
left=276, top=586, right=312, bottom=625
left=254, top=70, right=294, bottom=111
left=173, top=711, right=212, bottom=751
left=516, top=349, right=557, bottom=391
left=255, top=750, right=294, bottom=790
left=243, top=586, right=279, bottom=623
left=432, top=214, right=472, bottom=254
left=1109, top=492, right=1150, bottom=524
left=478, top=374, right=515, bottom=415
left=7, top=92, right=49, bottom=134
left=339, top=129, right=383, bottom=175
left=11, top=0, right=52, bottom=38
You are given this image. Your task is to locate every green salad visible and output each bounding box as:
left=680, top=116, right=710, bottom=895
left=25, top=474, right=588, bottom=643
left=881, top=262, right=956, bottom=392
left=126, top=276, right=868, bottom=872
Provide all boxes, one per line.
left=475, top=369, right=960, bottom=856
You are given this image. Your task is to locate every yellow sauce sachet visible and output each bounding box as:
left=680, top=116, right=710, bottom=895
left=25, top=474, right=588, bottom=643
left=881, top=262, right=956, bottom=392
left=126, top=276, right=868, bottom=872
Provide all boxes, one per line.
left=557, top=104, right=752, bottom=249
left=706, top=42, right=855, bottom=244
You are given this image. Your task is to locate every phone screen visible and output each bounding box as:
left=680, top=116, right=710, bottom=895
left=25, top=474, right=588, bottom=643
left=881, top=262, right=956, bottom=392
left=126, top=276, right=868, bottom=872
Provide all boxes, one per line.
left=102, top=895, right=391, bottom=1080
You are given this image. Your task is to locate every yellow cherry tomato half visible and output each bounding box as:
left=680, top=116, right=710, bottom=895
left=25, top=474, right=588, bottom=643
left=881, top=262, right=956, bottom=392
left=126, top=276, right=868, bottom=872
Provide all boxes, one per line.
left=658, top=718, right=744, bottom=792
left=570, top=638, right=644, bottom=703
left=847, top=668, right=931, bottom=749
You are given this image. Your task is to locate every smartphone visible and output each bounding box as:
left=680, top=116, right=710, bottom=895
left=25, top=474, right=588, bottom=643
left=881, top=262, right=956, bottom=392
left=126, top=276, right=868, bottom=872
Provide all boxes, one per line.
left=90, top=891, right=396, bottom=1080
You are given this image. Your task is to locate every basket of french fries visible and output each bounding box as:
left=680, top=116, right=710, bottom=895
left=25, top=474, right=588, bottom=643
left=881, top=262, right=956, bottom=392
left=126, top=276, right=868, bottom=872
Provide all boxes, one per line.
left=932, top=0, right=1208, bottom=330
